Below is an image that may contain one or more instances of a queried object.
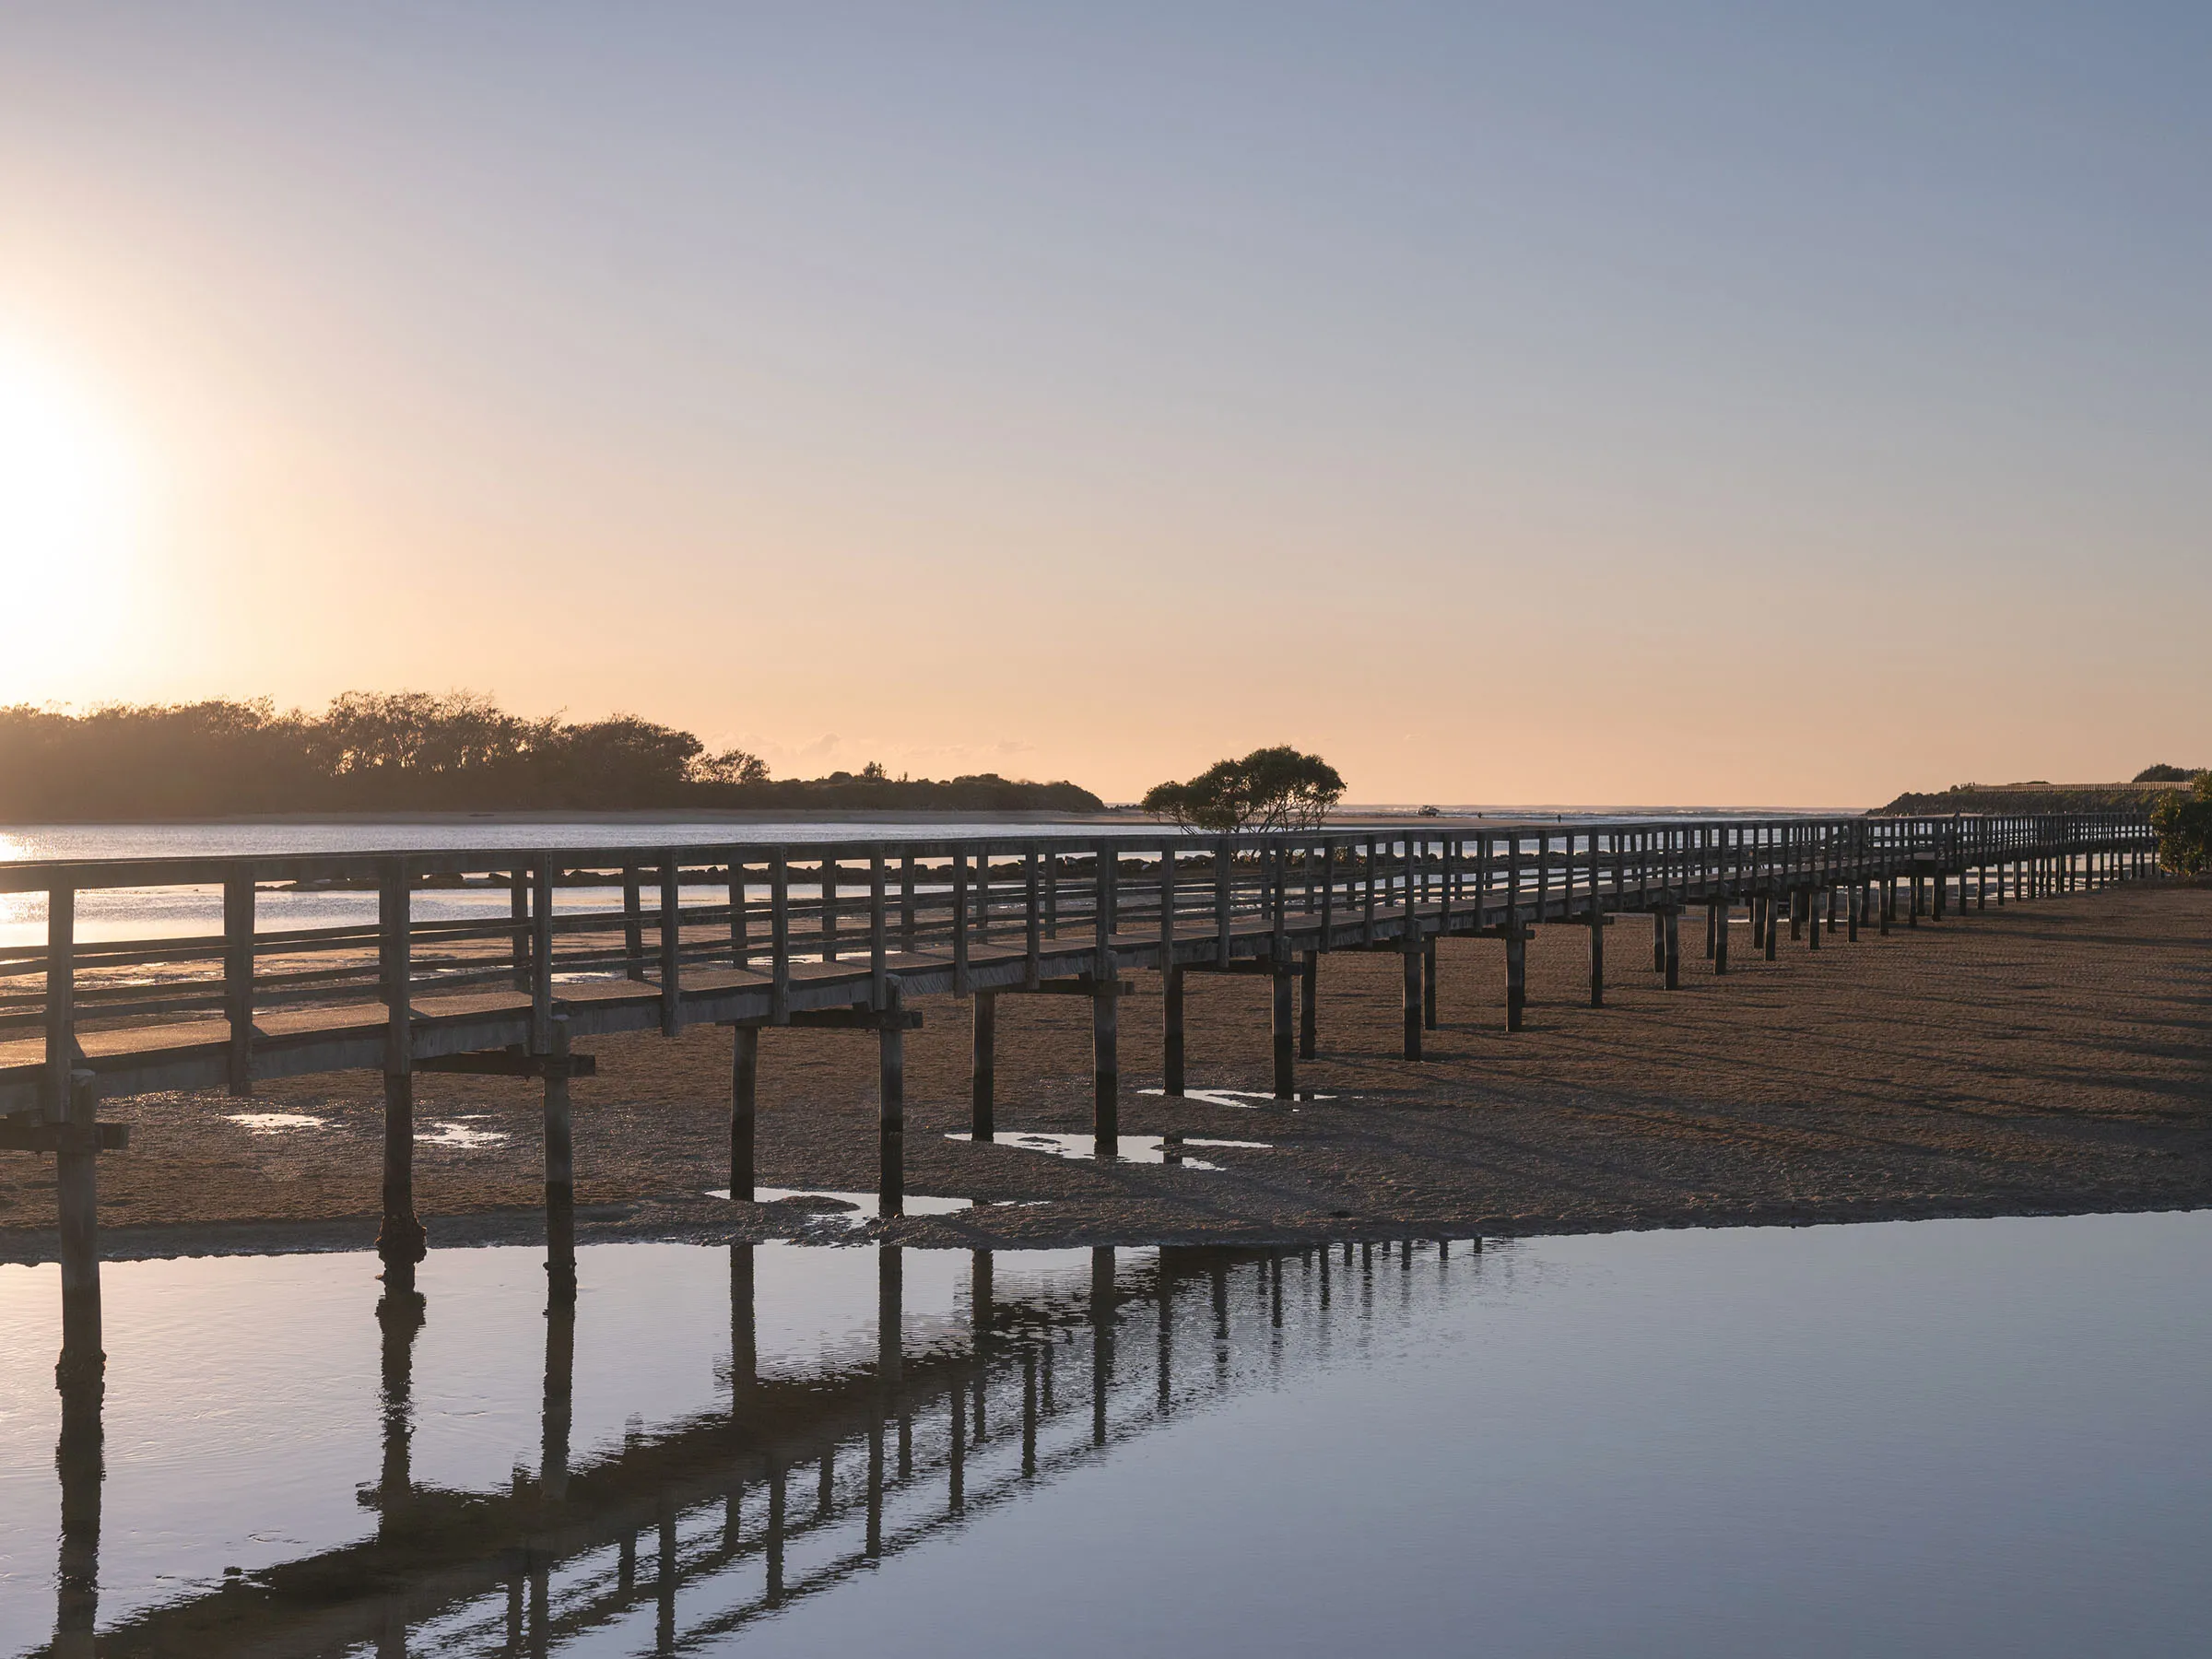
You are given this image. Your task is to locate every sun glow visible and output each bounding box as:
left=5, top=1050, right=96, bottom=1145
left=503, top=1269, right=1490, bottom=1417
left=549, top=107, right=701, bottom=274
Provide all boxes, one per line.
left=0, top=337, right=144, bottom=672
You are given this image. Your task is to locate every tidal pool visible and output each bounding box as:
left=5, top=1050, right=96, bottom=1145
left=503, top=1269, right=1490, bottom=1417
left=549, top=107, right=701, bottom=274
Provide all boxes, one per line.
left=1, top=1210, right=2206, bottom=1656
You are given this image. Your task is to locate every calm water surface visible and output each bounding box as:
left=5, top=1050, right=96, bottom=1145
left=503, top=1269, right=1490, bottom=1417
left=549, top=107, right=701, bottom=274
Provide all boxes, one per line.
left=2, top=1210, right=2206, bottom=1656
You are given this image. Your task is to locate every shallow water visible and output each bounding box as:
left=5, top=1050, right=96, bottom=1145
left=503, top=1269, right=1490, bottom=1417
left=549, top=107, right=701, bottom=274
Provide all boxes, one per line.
left=2, top=1211, right=2206, bottom=1656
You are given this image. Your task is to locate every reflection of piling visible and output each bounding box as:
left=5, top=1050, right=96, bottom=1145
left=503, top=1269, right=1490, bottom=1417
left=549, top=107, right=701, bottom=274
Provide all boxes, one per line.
left=375, top=1286, right=425, bottom=1536
left=55, top=1070, right=103, bottom=1394
left=764, top=1465, right=785, bottom=1606
left=1091, top=1247, right=1116, bottom=1444
left=731, top=1242, right=758, bottom=1399
left=541, top=1286, right=574, bottom=1501
left=53, top=1368, right=102, bottom=1659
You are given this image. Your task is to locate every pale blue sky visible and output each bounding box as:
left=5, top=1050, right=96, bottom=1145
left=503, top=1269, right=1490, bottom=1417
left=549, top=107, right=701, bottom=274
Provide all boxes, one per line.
left=2, top=4, right=2205, bottom=802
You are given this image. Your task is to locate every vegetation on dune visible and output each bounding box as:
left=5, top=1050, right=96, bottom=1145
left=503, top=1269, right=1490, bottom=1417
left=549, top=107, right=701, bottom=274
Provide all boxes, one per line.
left=2150, top=772, right=2212, bottom=877
left=1142, top=745, right=1344, bottom=833
left=1875, top=777, right=2192, bottom=817
left=0, top=694, right=1102, bottom=820
left=2133, top=763, right=2204, bottom=783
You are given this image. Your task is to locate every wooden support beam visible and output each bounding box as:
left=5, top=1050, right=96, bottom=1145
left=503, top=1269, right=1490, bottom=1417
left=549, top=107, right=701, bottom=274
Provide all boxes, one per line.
left=415, top=1050, right=597, bottom=1078
left=785, top=1006, right=924, bottom=1030
left=544, top=1016, right=575, bottom=1298
left=1712, top=900, right=1729, bottom=976
left=1664, top=906, right=1680, bottom=990
left=0, top=1117, right=129, bottom=1153
left=1422, top=935, right=1439, bottom=1031
left=1300, top=950, right=1318, bottom=1059
left=1274, top=967, right=1296, bottom=1098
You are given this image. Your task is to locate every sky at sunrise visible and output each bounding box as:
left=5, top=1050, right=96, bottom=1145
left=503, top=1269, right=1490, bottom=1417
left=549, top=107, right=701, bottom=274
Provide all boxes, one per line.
left=2, top=3, right=2207, bottom=806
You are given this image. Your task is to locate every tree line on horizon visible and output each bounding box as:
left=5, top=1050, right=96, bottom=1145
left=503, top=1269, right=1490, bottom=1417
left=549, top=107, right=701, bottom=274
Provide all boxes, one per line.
left=0, top=693, right=1104, bottom=820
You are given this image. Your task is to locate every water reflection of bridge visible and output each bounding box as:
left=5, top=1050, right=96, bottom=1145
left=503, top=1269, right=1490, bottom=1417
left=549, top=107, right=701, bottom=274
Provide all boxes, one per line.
left=37, top=1232, right=1471, bottom=1657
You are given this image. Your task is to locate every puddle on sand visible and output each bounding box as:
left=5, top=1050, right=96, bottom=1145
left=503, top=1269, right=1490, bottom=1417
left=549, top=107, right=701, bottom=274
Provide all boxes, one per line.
left=415, top=1118, right=510, bottom=1150
left=1139, top=1086, right=1337, bottom=1109
left=947, top=1131, right=1272, bottom=1170
left=704, top=1186, right=975, bottom=1225
left=224, top=1112, right=328, bottom=1135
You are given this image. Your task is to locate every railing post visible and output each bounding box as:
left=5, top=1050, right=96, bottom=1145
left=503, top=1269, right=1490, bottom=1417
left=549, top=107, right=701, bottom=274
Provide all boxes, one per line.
left=659, top=855, right=682, bottom=1037
left=43, top=883, right=75, bottom=1123
left=729, top=855, right=749, bottom=967
left=223, top=871, right=254, bottom=1097
left=951, top=851, right=971, bottom=997
left=531, top=859, right=555, bottom=1053
left=621, top=863, right=645, bottom=980
left=1217, top=837, right=1235, bottom=964
left=900, top=852, right=918, bottom=950
left=870, top=846, right=888, bottom=1010
left=1024, top=845, right=1042, bottom=990
left=821, top=854, right=839, bottom=964
left=770, top=849, right=791, bottom=1026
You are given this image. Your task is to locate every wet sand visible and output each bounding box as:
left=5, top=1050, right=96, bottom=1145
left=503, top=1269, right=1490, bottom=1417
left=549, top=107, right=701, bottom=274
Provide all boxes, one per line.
left=4, top=884, right=2206, bottom=1258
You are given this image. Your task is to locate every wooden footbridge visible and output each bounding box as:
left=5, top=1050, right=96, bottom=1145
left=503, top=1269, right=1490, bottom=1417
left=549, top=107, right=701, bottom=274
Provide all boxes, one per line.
left=0, top=809, right=2157, bottom=1385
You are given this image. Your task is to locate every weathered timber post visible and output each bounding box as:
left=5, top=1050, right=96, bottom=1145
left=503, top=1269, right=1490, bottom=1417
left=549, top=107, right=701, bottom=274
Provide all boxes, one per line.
left=621, top=864, right=645, bottom=979
left=545, top=1017, right=575, bottom=1296
left=1765, top=883, right=1780, bottom=959
left=1094, top=841, right=1119, bottom=1157
left=377, top=860, right=426, bottom=1283
left=971, top=991, right=996, bottom=1141
left=730, top=1022, right=758, bottom=1203
left=224, top=872, right=254, bottom=1097
left=1300, top=950, right=1319, bottom=1058
left=1588, top=896, right=1606, bottom=1006
left=1847, top=884, right=1860, bottom=942
left=1808, top=888, right=1822, bottom=951
left=1879, top=877, right=1892, bottom=935
left=658, top=856, right=682, bottom=1036
left=1423, top=936, right=1439, bottom=1030
left=1663, top=904, right=1680, bottom=990
left=55, top=1069, right=102, bottom=1394
left=1712, top=900, right=1729, bottom=975
left=1401, top=899, right=1422, bottom=1063
left=1273, top=965, right=1296, bottom=1098
left=1504, top=927, right=1527, bottom=1032
left=770, top=849, right=791, bottom=1025
left=1163, top=966, right=1185, bottom=1096
left=1705, top=900, right=1717, bottom=959
left=1790, top=887, right=1804, bottom=942
left=877, top=983, right=905, bottom=1217
left=1653, top=910, right=1666, bottom=971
